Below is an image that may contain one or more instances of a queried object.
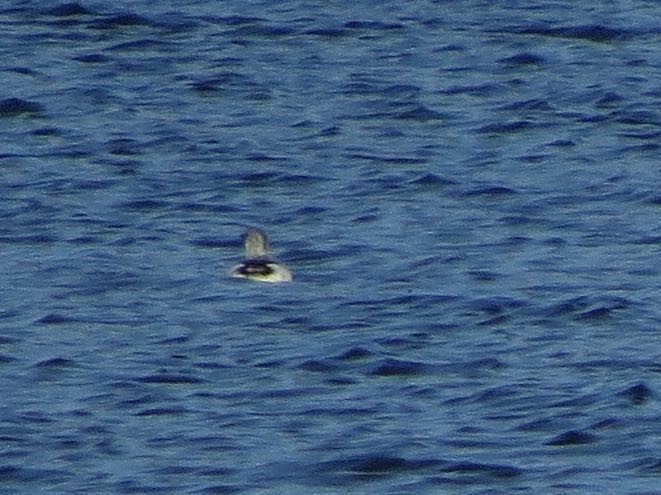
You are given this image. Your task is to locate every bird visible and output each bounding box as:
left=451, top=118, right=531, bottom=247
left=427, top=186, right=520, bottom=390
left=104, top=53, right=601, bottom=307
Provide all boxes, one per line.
left=230, top=227, right=293, bottom=283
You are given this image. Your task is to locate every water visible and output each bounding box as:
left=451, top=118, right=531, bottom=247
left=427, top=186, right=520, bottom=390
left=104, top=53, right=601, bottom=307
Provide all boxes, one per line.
left=1, top=1, right=660, bottom=493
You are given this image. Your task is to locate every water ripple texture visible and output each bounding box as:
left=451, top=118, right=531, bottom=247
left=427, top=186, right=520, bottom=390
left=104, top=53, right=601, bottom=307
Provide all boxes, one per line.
left=1, top=1, right=660, bottom=494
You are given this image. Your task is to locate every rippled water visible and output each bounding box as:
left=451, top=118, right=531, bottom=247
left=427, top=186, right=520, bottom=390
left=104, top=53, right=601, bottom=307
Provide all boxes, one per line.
left=1, top=1, right=660, bottom=494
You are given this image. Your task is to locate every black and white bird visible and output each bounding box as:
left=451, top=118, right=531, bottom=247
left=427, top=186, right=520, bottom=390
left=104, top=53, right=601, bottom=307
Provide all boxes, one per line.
left=230, top=228, right=293, bottom=283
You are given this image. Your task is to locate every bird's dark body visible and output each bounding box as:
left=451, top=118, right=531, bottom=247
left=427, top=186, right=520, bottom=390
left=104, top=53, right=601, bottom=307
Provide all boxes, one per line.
left=236, top=259, right=275, bottom=276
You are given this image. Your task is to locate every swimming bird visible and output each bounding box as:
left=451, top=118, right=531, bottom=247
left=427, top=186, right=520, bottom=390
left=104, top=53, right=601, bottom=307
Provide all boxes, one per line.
left=230, top=228, right=293, bottom=283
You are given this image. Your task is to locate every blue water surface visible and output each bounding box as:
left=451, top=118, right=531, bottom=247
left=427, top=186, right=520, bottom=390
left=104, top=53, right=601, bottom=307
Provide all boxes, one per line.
left=1, top=1, right=660, bottom=494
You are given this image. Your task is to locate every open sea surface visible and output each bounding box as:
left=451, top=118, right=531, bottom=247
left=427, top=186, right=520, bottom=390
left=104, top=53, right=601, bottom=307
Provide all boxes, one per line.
left=1, top=1, right=660, bottom=493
